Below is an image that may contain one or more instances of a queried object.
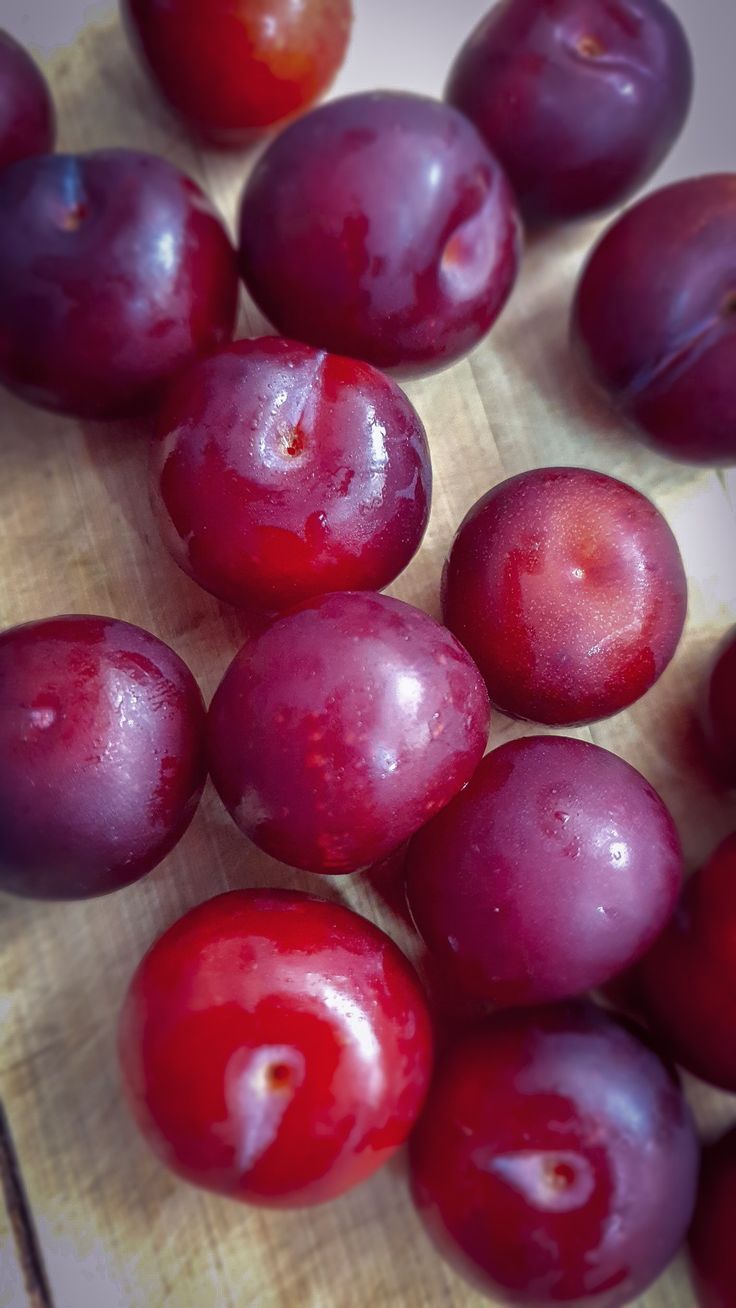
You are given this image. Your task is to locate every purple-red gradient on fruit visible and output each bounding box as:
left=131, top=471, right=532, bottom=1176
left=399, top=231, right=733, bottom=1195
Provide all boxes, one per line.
left=0, top=29, right=55, bottom=170
left=0, top=615, right=206, bottom=900
left=405, top=735, right=683, bottom=1007
left=445, top=0, right=693, bottom=223
left=150, top=337, right=431, bottom=610
left=689, top=1129, right=736, bottom=1308
left=119, top=888, right=433, bottom=1207
left=207, top=591, right=491, bottom=874
left=635, top=832, right=736, bottom=1093
left=441, top=468, right=687, bottom=726
left=122, top=0, right=353, bottom=143
left=573, top=175, right=736, bottom=464
left=238, top=91, right=521, bottom=375
left=0, top=149, right=238, bottom=419
left=409, top=1003, right=699, bottom=1306
left=702, top=626, right=736, bottom=784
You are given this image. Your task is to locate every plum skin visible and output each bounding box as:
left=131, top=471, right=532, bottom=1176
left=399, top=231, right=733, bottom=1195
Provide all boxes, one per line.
left=689, top=1129, right=736, bottom=1308
left=118, top=888, right=433, bottom=1207
left=405, top=735, right=683, bottom=1007
left=445, top=0, right=693, bottom=223
left=572, top=175, right=736, bottom=465
left=441, top=467, right=687, bottom=727
left=702, top=626, right=736, bottom=783
left=0, top=29, right=55, bottom=170
left=0, top=149, right=238, bottom=419
left=122, top=0, right=353, bottom=143
left=238, top=91, right=521, bottom=376
left=207, top=591, right=491, bottom=874
left=409, top=1003, right=699, bottom=1306
left=634, top=832, right=736, bottom=1092
left=0, top=615, right=206, bottom=900
left=150, top=337, right=431, bottom=611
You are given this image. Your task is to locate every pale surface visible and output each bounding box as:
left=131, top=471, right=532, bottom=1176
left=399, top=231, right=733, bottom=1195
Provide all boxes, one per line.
left=1, top=11, right=735, bottom=1308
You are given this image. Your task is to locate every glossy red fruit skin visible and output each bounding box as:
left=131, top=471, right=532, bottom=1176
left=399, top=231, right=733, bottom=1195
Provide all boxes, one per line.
left=702, top=626, right=736, bottom=784
left=573, top=176, right=736, bottom=465
left=150, top=337, right=431, bottom=611
left=635, top=833, right=736, bottom=1092
left=441, top=467, right=687, bottom=727
left=410, top=1003, right=699, bottom=1307
left=207, top=591, right=491, bottom=874
left=0, top=29, right=55, bottom=170
left=118, top=888, right=433, bottom=1207
left=405, top=735, right=683, bottom=1007
left=446, top=0, right=692, bottom=224
left=0, top=615, right=206, bottom=900
left=689, top=1129, right=736, bottom=1308
left=122, top=0, right=353, bottom=143
left=238, top=91, right=521, bottom=376
left=0, top=149, right=238, bottom=419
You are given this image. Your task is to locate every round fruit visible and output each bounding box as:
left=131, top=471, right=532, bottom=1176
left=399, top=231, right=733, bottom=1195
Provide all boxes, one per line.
left=689, top=1129, right=736, bottom=1308
left=445, top=0, right=693, bottom=223
left=207, top=591, right=491, bottom=873
left=573, top=175, right=736, bottom=464
left=122, top=0, right=353, bottom=143
left=635, top=832, right=736, bottom=1092
left=410, top=1003, right=699, bottom=1306
left=0, top=149, right=238, bottom=419
left=238, top=91, right=521, bottom=375
left=150, top=337, right=431, bottom=610
left=0, top=614, right=206, bottom=900
left=119, top=888, right=433, bottom=1206
left=441, top=467, right=687, bottom=726
left=0, top=29, right=55, bottom=170
left=702, top=626, right=736, bottom=784
left=405, top=735, right=682, bottom=1006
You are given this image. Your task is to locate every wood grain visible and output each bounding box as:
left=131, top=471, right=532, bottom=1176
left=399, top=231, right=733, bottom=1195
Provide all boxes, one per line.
left=0, top=13, right=734, bottom=1307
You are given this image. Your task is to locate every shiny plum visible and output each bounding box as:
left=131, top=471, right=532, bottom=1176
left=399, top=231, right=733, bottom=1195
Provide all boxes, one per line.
left=410, top=1003, right=699, bottom=1306
left=119, top=888, right=433, bottom=1206
left=122, top=0, right=352, bottom=143
left=0, top=29, right=55, bottom=170
left=0, top=149, right=238, bottom=419
left=573, top=175, right=736, bottom=464
left=702, top=626, right=736, bottom=784
left=689, top=1129, right=736, bottom=1308
left=238, top=91, right=521, bottom=375
left=207, top=591, right=491, bottom=874
left=150, top=337, right=431, bottom=610
left=441, top=468, right=687, bottom=726
left=446, top=0, right=693, bottom=223
left=405, top=735, right=682, bottom=1006
left=635, top=833, right=736, bottom=1092
left=0, top=615, right=206, bottom=900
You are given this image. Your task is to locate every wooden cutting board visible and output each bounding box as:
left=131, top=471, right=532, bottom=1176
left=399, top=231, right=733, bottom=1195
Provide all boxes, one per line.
left=1, top=13, right=735, bottom=1308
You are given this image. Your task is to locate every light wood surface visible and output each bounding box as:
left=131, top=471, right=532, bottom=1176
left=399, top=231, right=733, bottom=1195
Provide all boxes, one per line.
left=1, top=12, right=735, bottom=1308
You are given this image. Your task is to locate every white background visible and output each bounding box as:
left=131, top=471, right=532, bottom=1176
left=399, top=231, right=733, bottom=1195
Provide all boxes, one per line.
left=4, top=0, right=734, bottom=188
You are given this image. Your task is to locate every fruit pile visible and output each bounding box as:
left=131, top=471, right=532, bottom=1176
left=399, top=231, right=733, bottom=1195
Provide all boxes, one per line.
left=0, top=3, right=734, bottom=1305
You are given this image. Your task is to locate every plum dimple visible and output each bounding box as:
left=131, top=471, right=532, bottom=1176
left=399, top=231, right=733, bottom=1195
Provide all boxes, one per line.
left=207, top=591, right=490, bottom=874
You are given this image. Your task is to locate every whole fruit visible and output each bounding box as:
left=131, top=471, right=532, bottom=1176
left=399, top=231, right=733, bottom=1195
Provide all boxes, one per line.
left=0, top=149, right=238, bottom=418
left=573, top=175, right=736, bottom=464
left=0, top=615, right=206, bottom=900
left=0, top=29, right=55, bottom=170
left=405, top=735, right=682, bottom=1006
left=441, top=467, right=687, bottom=726
left=689, top=1129, right=736, bottom=1308
left=238, top=91, right=521, bottom=375
left=119, top=888, right=433, bottom=1206
left=702, top=626, right=736, bottom=784
left=410, top=1003, right=699, bottom=1306
left=207, top=591, right=491, bottom=873
left=635, top=833, right=736, bottom=1092
left=151, top=337, right=431, bottom=610
left=122, top=0, right=353, bottom=143
left=446, top=0, right=693, bottom=222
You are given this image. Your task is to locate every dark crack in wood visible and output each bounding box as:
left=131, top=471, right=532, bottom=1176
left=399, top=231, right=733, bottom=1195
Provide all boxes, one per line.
left=0, top=1098, right=54, bottom=1308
